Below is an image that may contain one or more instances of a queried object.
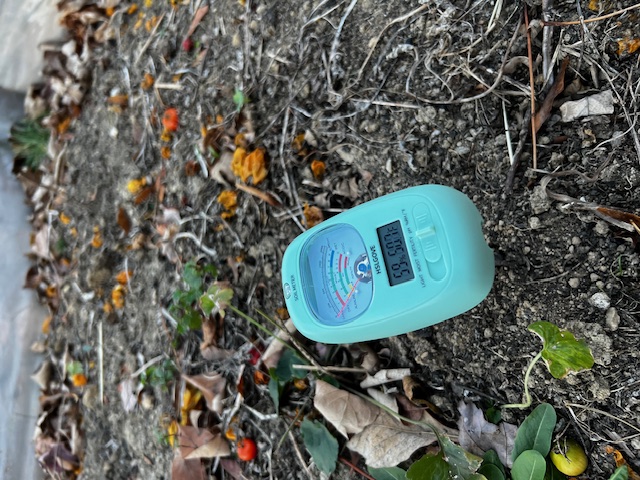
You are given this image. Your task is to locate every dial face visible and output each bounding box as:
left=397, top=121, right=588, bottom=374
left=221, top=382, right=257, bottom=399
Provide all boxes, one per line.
left=302, top=225, right=373, bottom=325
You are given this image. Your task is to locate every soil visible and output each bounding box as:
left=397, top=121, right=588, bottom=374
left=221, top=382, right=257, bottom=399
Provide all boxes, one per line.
left=18, top=0, right=640, bottom=479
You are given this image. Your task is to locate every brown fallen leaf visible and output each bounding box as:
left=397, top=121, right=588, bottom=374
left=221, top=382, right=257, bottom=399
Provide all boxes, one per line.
left=177, top=425, right=215, bottom=459
left=185, top=5, right=209, bottom=38
left=171, top=449, right=206, bottom=480
left=183, top=373, right=227, bottom=414
left=185, top=434, right=231, bottom=459
left=314, top=380, right=439, bottom=468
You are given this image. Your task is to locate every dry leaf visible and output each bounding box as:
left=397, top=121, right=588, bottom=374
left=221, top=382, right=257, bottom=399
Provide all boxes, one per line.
left=185, top=434, right=231, bottom=459
left=310, top=159, right=326, bottom=179
left=117, top=206, right=132, bottom=235
left=262, top=319, right=296, bottom=370
left=315, top=381, right=440, bottom=468
left=560, top=90, right=615, bottom=122
left=177, top=425, right=214, bottom=459
left=171, top=450, right=206, bottom=480
left=118, top=378, right=139, bottom=413
left=457, top=401, right=517, bottom=468
left=303, top=204, right=323, bottom=228
left=534, top=57, right=568, bottom=133
left=183, top=373, right=227, bottom=414
left=235, top=183, right=283, bottom=208
left=186, top=5, right=209, bottom=38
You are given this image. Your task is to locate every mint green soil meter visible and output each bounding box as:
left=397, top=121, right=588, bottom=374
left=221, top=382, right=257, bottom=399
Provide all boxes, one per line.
left=281, top=185, right=494, bottom=343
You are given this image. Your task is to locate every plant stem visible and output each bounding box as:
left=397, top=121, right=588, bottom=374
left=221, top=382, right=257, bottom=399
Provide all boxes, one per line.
left=228, top=305, right=297, bottom=353
left=501, top=351, right=543, bottom=410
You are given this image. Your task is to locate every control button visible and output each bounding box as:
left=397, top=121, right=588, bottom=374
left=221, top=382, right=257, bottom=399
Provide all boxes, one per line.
left=418, top=228, right=442, bottom=263
left=413, top=203, right=432, bottom=230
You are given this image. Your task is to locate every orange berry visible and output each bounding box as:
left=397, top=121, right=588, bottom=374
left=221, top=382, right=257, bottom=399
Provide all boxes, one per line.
left=237, top=437, right=257, bottom=461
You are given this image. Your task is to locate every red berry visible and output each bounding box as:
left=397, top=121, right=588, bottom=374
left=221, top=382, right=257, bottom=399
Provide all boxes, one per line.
left=237, top=437, right=257, bottom=461
left=182, top=37, right=193, bottom=52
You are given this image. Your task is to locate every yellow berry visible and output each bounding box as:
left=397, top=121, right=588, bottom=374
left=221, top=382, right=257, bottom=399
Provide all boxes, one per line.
left=550, top=438, right=588, bottom=476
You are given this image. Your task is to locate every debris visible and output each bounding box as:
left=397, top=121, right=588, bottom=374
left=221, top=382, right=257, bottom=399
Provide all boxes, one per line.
left=457, top=401, right=517, bottom=468
left=183, top=373, right=227, bottom=414
left=560, top=90, right=615, bottom=122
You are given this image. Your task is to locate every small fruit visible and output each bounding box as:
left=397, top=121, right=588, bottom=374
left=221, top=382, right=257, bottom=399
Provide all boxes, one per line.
left=237, top=437, right=257, bottom=461
left=162, top=108, right=179, bottom=132
left=182, top=37, right=193, bottom=52
left=550, top=438, right=588, bottom=476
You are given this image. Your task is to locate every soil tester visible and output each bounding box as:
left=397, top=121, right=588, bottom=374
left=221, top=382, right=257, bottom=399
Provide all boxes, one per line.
left=281, top=185, right=494, bottom=343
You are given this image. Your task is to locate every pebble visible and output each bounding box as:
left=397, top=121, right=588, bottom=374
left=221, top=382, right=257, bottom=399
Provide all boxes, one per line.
left=605, top=307, right=620, bottom=331
left=589, top=292, right=611, bottom=309
left=568, top=278, right=580, bottom=288
left=594, top=221, right=609, bottom=235
left=529, top=217, right=541, bottom=229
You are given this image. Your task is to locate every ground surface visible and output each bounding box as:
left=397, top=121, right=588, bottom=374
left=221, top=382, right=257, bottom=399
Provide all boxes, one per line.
left=18, top=0, right=640, bottom=479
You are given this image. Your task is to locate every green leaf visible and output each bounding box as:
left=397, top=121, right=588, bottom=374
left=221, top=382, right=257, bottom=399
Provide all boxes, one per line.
left=528, top=321, right=595, bottom=379
left=300, top=418, right=338, bottom=475
left=482, top=450, right=506, bottom=477
left=486, top=406, right=502, bottom=424
left=512, top=403, right=556, bottom=461
left=511, top=450, right=547, bottom=480
left=407, top=453, right=449, bottom=480
left=368, top=466, right=407, bottom=480
left=275, top=349, right=307, bottom=382
left=438, top=431, right=483, bottom=478
left=544, top=460, right=567, bottom=480
left=182, top=308, right=203, bottom=330
left=608, top=466, right=629, bottom=480
left=478, top=463, right=505, bottom=480
left=200, top=283, right=233, bottom=316
left=233, top=88, right=247, bottom=111
left=268, top=368, right=281, bottom=411
left=182, top=261, right=203, bottom=290
left=66, top=360, right=84, bottom=376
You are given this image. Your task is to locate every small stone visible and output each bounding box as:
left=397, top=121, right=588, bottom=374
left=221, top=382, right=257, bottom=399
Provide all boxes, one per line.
left=529, top=217, right=541, bottom=229
left=605, top=307, right=620, bottom=331
left=589, top=292, right=611, bottom=309
left=568, top=278, right=580, bottom=289
left=594, top=221, right=609, bottom=235
left=140, top=390, right=155, bottom=410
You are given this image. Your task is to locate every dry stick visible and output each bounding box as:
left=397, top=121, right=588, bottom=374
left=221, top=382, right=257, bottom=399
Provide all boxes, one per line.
left=525, top=7, right=538, bottom=171
left=504, top=109, right=532, bottom=193
left=329, top=0, right=358, bottom=90
left=98, top=319, right=104, bottom=405
left=287, top=431, right=314, bottom=480
left=543, top=2, right=640, bottom=26
left=134, top=12, right=166, bottom=65
left=542, top=0, right=554, bottom=86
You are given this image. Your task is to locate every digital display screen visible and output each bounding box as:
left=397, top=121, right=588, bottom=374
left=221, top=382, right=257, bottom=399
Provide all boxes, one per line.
left=377, top=221, right=414, bottom=286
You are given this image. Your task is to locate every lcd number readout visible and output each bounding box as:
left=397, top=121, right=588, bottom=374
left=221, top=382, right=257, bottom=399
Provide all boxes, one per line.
left=377, top=221, right=414, bottom=286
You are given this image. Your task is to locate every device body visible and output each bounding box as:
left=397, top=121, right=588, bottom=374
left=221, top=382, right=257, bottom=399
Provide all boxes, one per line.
left=281, top=185, right=494, bottom=343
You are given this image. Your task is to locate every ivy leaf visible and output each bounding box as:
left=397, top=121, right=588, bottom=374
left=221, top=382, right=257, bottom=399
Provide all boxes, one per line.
left=512, top=403, right=556, bottom=461
left=528, top=321, right=594, bottom=379
left=407, top=453, right=449, bottom=480
left=368, top=466, right=407, bottom=480
left=300, top=418, right=338, bottom=476
left=511, top=450, right=546, bottom=480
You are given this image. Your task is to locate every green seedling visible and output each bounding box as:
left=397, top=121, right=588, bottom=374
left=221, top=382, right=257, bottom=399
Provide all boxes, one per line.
left=10, top=116, right=50, bottom=170
left=502, top=321, right=594, bottom=410
left=169, top=260, right=217, bottom=335
left=140, top=358, right=176, bottom=389
left=233, top=88, right=248, bottom=111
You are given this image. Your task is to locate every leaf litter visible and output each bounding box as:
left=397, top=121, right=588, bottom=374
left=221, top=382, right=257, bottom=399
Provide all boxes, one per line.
left=11, top=0, right=640, bottom=478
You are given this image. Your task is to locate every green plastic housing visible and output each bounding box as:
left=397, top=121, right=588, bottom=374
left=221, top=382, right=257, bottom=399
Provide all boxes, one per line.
left=281, top=185, right=494, bottom=343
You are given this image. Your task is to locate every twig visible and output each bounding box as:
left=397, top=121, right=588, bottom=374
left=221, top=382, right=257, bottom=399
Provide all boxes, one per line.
left=292, top=364, right=368, bottom=374
left=98, top=319, right=104, bottom=405
left=542, top=0, right=554, bottom=85
left=130, top=354, right=165, bottom=378
left=525, top=7, right=538, bottom=170
left=339, top=458, right=376, bottom=480
left=329, top=0, right=358, bottom=90
left=173, top=231, right=217, bottom=257
left=543, top=2, right=640, bottom=26
left=135, top=12, right=166, bottom=65
left=502, top=100, right=515, bottom=165
left=288, top=431, right=314, bottom=480
left=504, top=108, right=531, bottom=192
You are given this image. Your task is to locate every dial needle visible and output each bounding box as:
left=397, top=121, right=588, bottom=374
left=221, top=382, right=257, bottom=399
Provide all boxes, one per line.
left=337, top=277, right=361, bottom=318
